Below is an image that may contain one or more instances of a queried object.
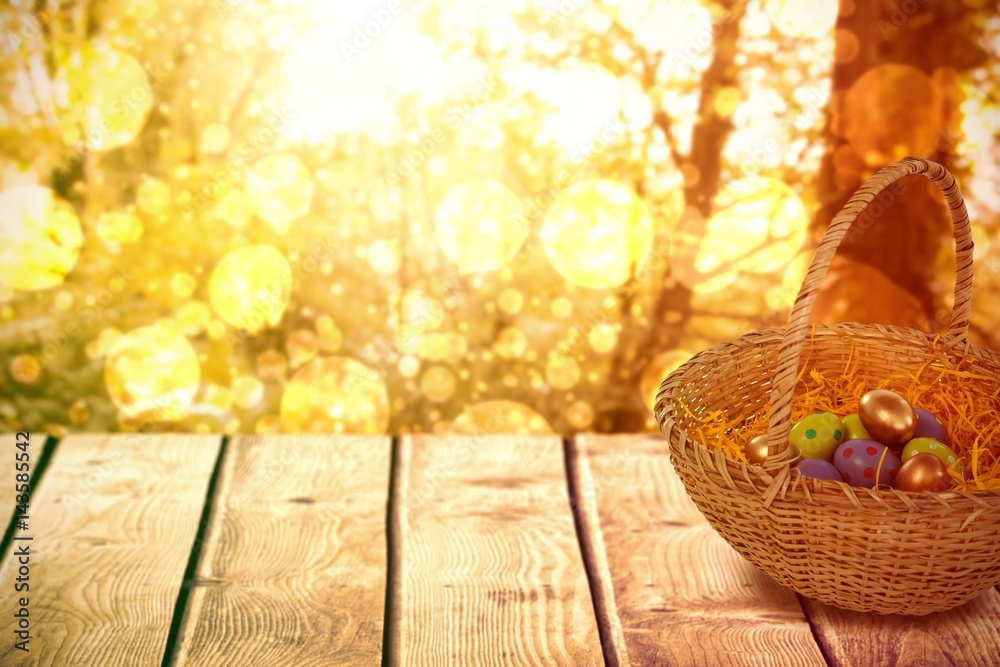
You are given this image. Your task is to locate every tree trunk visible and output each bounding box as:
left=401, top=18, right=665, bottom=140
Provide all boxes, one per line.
left=810, top=0, right=988, bottom=331
left=602, top=0, right=748, bottom=431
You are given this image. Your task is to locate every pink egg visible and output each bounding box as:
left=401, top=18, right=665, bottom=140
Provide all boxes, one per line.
left=833, top=439, right=901, bottom=489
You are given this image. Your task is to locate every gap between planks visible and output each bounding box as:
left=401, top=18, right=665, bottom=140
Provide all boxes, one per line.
left=564, top=438, right=631, bottom=667
left=385, top=434, right=603, bottom=666
left=161, top=435, right=230, bottom=667
left=383, top=435, right=405, bottom=667
left=0, top=434, right=58, bottom=564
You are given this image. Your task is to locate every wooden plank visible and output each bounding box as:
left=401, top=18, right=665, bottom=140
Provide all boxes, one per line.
left=388, top=435, right=602, bottom=666
left=803, top=589, right=1000, bottom=666
left=0, top=434, right=221, bottom=667
left=0, top=432, right=38, bottom=559
left=573, top=434, right=827, bottom=666
left=172, top=435, right=390, bottom=667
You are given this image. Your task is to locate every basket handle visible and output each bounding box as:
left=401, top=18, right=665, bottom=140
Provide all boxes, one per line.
left=765, top=157, right=974, bottom=457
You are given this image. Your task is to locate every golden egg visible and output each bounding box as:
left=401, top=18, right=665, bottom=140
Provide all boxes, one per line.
left=859, top=389, right=916, bottom=450
left=894, top=452, right=952, bottom=493
left=744, top=434, right=770, bottom=465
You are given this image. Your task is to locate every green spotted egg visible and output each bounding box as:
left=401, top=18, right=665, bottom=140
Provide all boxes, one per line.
left=842, top=413, right=871, bottom=441
left=789, top=412, right=845, bottom=461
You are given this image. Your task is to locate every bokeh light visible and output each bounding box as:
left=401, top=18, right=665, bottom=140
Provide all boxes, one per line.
left=541, top=180, right=653, bottom=289
left=280, top=356, right=390, bottom=434
left=53, top=43, right=153, bottom=151
left=104, top=321, right=201, bottom=421
left=209, top=245, right=293, bottom=334
left=1, top=0, right=997, bottom=438
left=449, top=400, right=554, bottom=435
left=434, top=179, right=528, bottom=274
left=674, top=177, right=808, bottom=293
left=97, top=211, right=144, bottom=245
left=245, top=154, right=314, bottom=233
left=420, top=366, right=457, bottom=403
left=0, top=186, right=83, bottom=291
left=841, top=65, right=941, bottom=167
left=765, top=0, right=839, bottom=39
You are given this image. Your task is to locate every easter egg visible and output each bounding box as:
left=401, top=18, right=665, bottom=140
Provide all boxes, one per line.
left=793, top=459, right=842, bottom=481
left=744, top=434, right=769, bottom=465
left=901, top=437, right=963, bottom=476
left=858, top=389, right=916, bottom=450
left=895, top=452, right=953, bottom=492
left=912, top=407, right=949, bottom=445
left=842, top=413, right=871, bottom=441
left=834, top=439, right=901, bottom=489
left=789, top=412, right=844, bottom=461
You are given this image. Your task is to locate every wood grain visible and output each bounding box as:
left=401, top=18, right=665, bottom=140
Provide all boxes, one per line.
left=0, top=434, right=221, bottom=667
left=573, top=434, right=827, bottom=666
left=803, top=589, right=1000, bottom=666
left=389, top=434, right=602, bottom=666
left=172, top=435, right=390, bottom=667
left=0, top=433, right=37, bottom=559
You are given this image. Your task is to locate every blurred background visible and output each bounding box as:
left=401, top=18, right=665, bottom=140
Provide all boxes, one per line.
left=0, top=0, right=997, bottom=436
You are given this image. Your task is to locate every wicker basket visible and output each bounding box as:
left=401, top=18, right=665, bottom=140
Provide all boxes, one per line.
left=654, top=157, right=1000, bottom=615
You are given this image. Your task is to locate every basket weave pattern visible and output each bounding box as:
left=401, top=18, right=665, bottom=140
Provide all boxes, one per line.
left=654, top=157, right=1000, bottom=615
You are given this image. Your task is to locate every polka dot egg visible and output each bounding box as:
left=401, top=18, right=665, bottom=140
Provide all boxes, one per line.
left=833, top=439, right=901, bottom=489
left=789, top=412, right=844, bottom=461
left=902, top=437, right=964, bottom=476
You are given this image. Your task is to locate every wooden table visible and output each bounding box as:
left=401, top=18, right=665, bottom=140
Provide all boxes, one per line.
left=1, top=433, right=998, bottom=666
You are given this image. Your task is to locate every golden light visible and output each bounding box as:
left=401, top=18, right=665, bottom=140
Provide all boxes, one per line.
left=842, top=65, right=940, bottom=167
left=96, top=211, right=144, bottom=244
left=765, top=0, right=839, bottom=39
left=209, top=245, right=292, bottom=334
left=497, top=288, right=524, bottom=315
left=541, top=179, right=653, bottom=289
left=0, top=185, right=83, bottom=291
left=256, top=349, right=288, bottom=381
left=420, top=366, right=457, bottom=403
left=68, top=400, right=90, bottom=424
left=175, top=301, right=211, bottom=337
left=199, top=123, right=232, bottom=154
left=53, top=43, right=153, bottom=151
left=545, top=354, right=581, bottom=390
left=434, top=179, right=528, bottom=274
left=316, top=315, right=344, bottom=352
left=588, top=324, right=618, bottom=353
left=532, top=63, right=622, bottom=149
left=232, top=374, right=264, bottom=409
left=640, top=350, right=693, bottom=412
left=136, top=177, right=171, bottom=214
left=281, top=19, right=445, bottom=141
left=11, top=354, right=41, bottom=384
left=566, top=400, right=595, bottom=430
left=104, top=321, right=201, bottom=421
left=213, top=189, right=253, bottom=228
left=280, top=356, right=390, bottom=434
left=368, top=239, right=402, bottom=275
left=551, top=297, right=573, bottom=318
left=449, top=400, right=554, bottom=435
left=171, top=272, right=198, bottom=299
left=398, top=355, right=421, bottom=378
left=245, top=154, right=314, bottom=233
left=676, top=177, right=808, bottom=293
left=286, top=329, right=319, bottom=369
left=492, top=326, right=528, bottom=359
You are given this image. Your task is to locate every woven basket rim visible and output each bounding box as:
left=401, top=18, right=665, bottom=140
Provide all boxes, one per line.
left=655, top=322, right=1000, bottom=506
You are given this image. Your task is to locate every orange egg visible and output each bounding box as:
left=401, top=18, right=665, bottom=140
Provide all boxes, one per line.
left=859, top=389, right=916, bottom=450
left=895, top=452, right=952, bottom=493
left=744, top=434, right=770, bottom=465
